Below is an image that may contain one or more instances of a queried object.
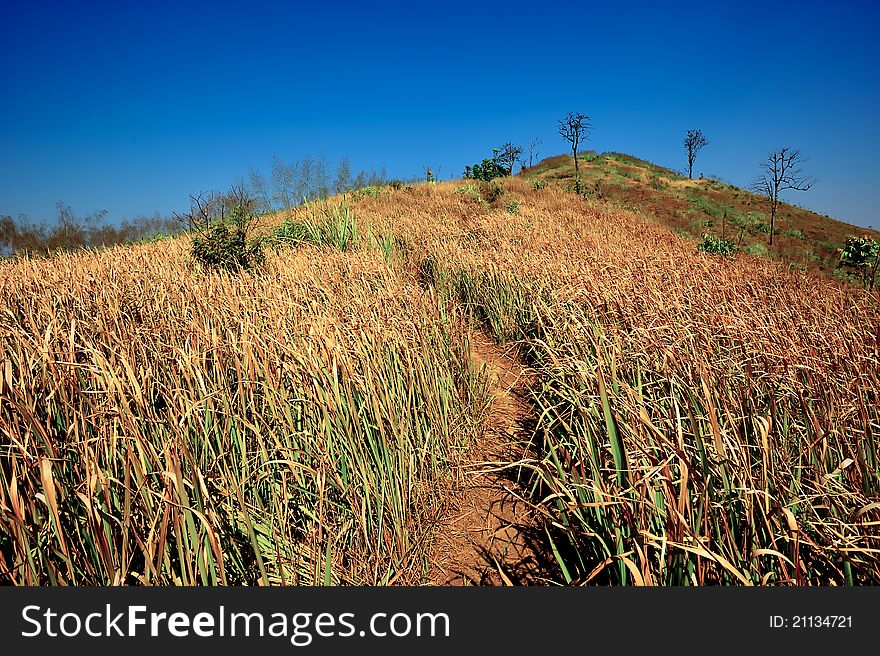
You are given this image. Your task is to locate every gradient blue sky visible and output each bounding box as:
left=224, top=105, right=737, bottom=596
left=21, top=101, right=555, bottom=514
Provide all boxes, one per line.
left=2, top=1, right=878, bottom=228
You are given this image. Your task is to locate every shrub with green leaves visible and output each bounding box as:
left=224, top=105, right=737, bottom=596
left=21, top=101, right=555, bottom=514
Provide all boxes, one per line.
left=191, top=223, right=264, bottom=272
left=184, top=192, right=265, bottom=273
left=697, top=233, right=736, bottom=256
left=464, top=149, right=507, bottom=182
left=455, top=183, right=484, bottom=206
left=838, top=235, right=880, bottom=288
left=840, top=235, right=879, bottom=267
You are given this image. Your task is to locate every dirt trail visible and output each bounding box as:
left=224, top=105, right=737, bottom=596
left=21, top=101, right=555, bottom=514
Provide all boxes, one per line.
left=427, top=331, right=551, bottom=585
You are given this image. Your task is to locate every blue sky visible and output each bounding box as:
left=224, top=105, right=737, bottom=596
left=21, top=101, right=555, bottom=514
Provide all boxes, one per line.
left=2, top=1, right=878, bottom=228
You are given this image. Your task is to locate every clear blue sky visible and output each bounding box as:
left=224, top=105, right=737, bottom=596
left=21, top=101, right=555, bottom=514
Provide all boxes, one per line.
left=2, top=0, right=878, bottom=228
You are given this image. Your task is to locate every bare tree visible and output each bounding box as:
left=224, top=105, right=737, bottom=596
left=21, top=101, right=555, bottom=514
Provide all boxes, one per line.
left=314, top=155, right=330, bottom=199
left=557, top=112, right=591, bottom=193
left=173, top=191, right=223, bottom=234
left=750, top=147, right=816, bottom=246
left=271, top=155, right=297, bottom=210
left=683, top=129, right=709, bottom=179
left=334, top=156, right=353, bottom=194
left=353, top=169, right=367, bottom=189
left=527, top=138, right=542, bottom=168
left=299, top=155, right=314, bottom=201
left=497, top=142, right=524, bottom=176
left=247, top=166, right=273, bottom=213
left=224, top=183, right=259, bottom=230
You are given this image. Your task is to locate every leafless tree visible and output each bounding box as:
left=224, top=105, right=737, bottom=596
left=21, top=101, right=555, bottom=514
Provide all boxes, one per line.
left=314, top=155, right=330, bottom=199
left=224, top=183, right=259, bottom=231
left=558, top=112, right=591, bottom=193
left=683, top=129, right=709, bottom=179
left=527, top=138, right=542, bottom=168
left=173, top=191, right=223, bottom=234
left=299, top=155, right=314, bottom=201
left=248, top=166, right=272, bottom=213
left=750, top=147, right=816, bottom=246
left=172, top=185, right=258, bottom=235
left=497, top=142, right=524, bottom=176
left=271, top=155, right=297, bottom=210
left=335, top=157, right=353, bottom=194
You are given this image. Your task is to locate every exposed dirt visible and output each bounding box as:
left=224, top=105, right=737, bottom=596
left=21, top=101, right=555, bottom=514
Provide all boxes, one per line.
left=426, top=331, right=555, bottom=585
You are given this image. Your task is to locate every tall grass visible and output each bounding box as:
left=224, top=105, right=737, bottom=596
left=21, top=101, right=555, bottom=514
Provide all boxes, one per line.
left=350, top=178, right=880, bottom=585
left=3, top=177, right=879, bottom=586
left=0, top=239, right=484, bottom=584
left=271, top=201, right=360, bottom=252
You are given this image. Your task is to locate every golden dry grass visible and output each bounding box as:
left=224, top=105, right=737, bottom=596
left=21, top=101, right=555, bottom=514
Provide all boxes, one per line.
left=0, top=237, right=484, bottom=584
left=351, top=179, right=880, bottom=584
left=2, top=177, right=878, bottom=585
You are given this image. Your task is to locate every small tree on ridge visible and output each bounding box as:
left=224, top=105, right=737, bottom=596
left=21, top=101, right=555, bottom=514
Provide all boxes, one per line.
left=497, top=143, right=524, bottom=176
left=750, top=147, right=816, bottom=246
left=558, top=112, right=591, bottom=194
left=683, top=129, right=709, bottom=180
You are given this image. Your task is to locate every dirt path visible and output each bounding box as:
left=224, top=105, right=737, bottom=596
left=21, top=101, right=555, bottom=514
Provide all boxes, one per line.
left=427, top=331, right=552, bottom=585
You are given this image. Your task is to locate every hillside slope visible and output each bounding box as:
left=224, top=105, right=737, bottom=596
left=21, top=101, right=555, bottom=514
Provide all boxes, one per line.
left=2, top=177, right=879, bottom=585
left=521, top=153, right=878, bottom=278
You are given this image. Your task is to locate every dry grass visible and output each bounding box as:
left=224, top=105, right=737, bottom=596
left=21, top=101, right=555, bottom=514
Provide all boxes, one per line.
left=0, top=237, right=485, bottom=584
left=2, top=177, right=878, bottom=585
left=351, top=179, right=880, bottom=584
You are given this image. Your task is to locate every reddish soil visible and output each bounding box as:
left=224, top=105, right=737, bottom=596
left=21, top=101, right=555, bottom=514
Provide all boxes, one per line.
left=427, top=332, right=552, bottom=585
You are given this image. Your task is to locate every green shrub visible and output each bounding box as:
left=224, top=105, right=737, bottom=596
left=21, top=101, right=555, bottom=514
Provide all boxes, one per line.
left=785, top=227, right=806, bottom=240
left=688, top=194, right=732, bottom=219
left=532, top=180, right=546, bottom=190
left=840, top=235, right=879, bottom=267
left=697, top=233, right=736, bottom=256
left=506, top=199, right=520, bottom=214
left=189, top=201, right=264, bottom=273
left=353, top=185, right=383, bottom=199
left=464, top=149, right=507, bottom=182
left=191, top=223, right=264, bottom=272
left=689, top=219, right=715, bottom=230
left=615, top=167, right=640, bottom=180
left=833, top=268, right=859, bottom=283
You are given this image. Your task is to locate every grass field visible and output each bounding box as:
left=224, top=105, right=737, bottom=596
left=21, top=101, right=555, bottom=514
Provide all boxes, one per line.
left=2, top=173, right=879, bottom=585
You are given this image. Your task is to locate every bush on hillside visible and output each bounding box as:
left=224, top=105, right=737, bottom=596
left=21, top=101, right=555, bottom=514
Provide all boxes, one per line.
left=189, top=202, right=264, bottom=272
left=838, top=235, right=880, bottom=289
left=464, top=148, right=507, bottom=182
left=698, top=233, right=736, bottom=256
left=839, top=235, right=879, bottom=267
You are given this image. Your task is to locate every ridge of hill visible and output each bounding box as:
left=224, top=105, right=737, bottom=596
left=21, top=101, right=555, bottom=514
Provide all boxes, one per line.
left=520, top=153, right=878, bottom=278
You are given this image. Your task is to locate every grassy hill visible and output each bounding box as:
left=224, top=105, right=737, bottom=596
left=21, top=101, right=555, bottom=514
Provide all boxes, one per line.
left=521, top=153, right=878, bottom=279
left=2, top=175, right=879, bottom=586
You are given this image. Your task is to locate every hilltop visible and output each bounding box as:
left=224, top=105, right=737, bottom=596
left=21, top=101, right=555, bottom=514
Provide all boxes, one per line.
left=520, top=153, right=878, bottom=278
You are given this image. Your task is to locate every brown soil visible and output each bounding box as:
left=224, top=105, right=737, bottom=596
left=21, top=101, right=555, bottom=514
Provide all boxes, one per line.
left=426, top=331, right=553, bottom=585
